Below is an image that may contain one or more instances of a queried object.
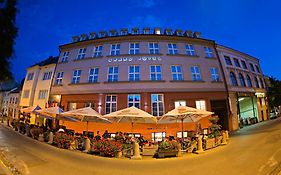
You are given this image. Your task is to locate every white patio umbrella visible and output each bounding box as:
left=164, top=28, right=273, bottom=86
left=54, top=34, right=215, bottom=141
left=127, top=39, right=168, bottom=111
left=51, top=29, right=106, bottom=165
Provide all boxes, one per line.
left=60, top=107, right=111, bottom=132
left=20, top=105, right=41, bottom=113
left=35, top=106, right=64, bottom=120
left=159, top=106, right=213, bottom=138
left=103, top=106, right=157, bottom=133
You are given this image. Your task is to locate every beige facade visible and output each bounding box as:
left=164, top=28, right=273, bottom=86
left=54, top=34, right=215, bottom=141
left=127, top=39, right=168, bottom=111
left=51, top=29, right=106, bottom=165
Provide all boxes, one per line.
left=216, top=45, right=268, bottom=131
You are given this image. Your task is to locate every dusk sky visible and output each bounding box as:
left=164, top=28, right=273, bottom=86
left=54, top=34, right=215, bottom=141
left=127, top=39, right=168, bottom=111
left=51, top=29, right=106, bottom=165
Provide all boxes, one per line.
left=13, top=0, right=281, bottom=82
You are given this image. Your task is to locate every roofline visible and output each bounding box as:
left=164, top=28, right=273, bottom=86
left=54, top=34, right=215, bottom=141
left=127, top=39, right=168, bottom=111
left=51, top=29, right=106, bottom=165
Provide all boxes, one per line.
left=59, top=34, right=216, bottom=50
left=216, top=44, right=259, bottom=61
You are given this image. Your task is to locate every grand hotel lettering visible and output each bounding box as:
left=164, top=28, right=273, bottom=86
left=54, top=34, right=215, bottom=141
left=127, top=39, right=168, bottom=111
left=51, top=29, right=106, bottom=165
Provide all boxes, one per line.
left=108, top=56, right=162, bottom=63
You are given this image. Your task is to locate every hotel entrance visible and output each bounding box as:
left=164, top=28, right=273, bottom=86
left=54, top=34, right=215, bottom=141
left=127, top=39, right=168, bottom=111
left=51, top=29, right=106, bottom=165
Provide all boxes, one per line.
left=237, top=96, right=259, bottom=127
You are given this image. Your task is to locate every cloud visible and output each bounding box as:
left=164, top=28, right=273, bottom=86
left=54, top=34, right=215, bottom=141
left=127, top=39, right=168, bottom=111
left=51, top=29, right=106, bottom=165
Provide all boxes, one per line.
left=134, top=0, right=156, bottom=8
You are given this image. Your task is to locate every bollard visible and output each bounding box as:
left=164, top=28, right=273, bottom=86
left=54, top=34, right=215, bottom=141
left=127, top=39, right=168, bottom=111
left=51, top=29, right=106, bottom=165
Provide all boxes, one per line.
left=48, top=132, right=54, bottom=144
left=221, top=132, right=227, bottom=145
left=225, top=130, right=229, bottom=140
left=131, top=141, right=142, bottom=160
left=38, top=134, right=44, bottom=142
left=195, top=135, right=204, bottom=154
left=177, top=143, right=182, bottom=157
left=84, top=138, right=91, bottom=152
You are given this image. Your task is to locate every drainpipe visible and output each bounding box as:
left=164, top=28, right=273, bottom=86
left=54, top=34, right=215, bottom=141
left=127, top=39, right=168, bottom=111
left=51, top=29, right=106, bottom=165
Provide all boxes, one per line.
left=213, top=42, right=232, bottom=130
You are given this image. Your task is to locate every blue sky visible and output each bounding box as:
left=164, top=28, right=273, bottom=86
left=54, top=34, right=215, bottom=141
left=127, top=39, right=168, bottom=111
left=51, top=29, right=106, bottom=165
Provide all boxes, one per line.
left=13, top=0, right=281, bottom=82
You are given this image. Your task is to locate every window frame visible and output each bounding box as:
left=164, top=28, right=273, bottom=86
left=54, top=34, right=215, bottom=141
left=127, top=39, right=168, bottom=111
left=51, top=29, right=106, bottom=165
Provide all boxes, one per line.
left=129, top=43, right=140, bottom=55
left=77, top=48, right=87, bottom=60
left=110, top=44, right=121, bottom=56
left=72, top=69, right=82, bottom=84
left=167, top=43, right=178, bottom=55
left=128, top=65, right=140, bottom=81
left=93, top=45, right=103, bottom=57
left=127, top=94, right=141, bottom=108
left=204, top=47, right=214, bottom=58
left=107, top=66, right=119, bottom=82
left=190, top=66, right=201, bottom=81
left=88, top=67, right=99, bottom=83
left=149, top=42, right=159, bottom=54
left=105, top=95, right=117, bottom=114
left=171, top=65, right=183, bottom=81
left=151, top=94, right=164, bottom=116
left=150, top=65, right=162, bottom=81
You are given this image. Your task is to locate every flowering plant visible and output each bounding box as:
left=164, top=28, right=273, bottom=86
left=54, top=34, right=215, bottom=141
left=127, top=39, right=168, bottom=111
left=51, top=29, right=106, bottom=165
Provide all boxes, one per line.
left=93, top=140, right=122, bottom=157
left=54, top=133, right=74, bottom=149
left=158, top=140, right=178, bottom=152
left=208, top=116, right=221, bottom=138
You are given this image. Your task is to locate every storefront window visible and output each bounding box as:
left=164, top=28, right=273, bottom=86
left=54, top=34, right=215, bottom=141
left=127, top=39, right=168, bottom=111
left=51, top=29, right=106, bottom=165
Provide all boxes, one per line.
left=105, top=95, right=117, bottom=114
left=196, top=100, right=206, bottom=110
left=175, top=100, right=186, bottom=108
left=152, top=132, right=166, bottom=142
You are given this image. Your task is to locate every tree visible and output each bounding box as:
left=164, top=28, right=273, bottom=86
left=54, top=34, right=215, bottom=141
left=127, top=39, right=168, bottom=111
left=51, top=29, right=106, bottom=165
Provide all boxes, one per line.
left=268, top=77, right=281, bottom=108
left=0, top=0, right=18, bottom=81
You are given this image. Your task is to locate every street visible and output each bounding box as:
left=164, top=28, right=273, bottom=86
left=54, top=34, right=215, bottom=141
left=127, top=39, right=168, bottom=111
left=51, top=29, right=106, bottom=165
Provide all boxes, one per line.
left=1, top=118, right=281, bottom=175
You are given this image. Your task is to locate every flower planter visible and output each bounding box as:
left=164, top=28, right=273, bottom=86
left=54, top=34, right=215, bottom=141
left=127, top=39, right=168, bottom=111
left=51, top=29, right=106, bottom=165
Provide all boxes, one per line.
left=205, top=138, right=216, bottom=149
left=215, top=136, right=223, bottom=146
left=157, top=150, right=178, bottom=158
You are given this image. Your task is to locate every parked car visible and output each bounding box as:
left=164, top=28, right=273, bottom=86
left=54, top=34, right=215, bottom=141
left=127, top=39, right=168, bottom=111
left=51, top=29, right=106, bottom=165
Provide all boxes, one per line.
left=270, top=109, right=279, bottom=119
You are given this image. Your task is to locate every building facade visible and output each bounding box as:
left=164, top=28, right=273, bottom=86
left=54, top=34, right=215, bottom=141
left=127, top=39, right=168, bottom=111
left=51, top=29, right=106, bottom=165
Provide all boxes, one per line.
left=20, top=56, right=58, bottom=124
left=217, top=45, right=268, bottom=131
left=50, top=28, right=234, bottom=139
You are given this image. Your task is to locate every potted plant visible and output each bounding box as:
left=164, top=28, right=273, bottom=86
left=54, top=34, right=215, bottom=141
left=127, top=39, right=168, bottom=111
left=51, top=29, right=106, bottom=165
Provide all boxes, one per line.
left=205, top=116, right=222, bottom=149
left=157, top=139, right=179, bottom=158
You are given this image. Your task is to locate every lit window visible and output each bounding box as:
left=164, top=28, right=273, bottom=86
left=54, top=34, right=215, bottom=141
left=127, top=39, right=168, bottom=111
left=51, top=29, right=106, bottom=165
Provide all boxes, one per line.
left=23, top=90, right=30, bottom=98
left=152, top=132, right=166, bottom=142
left=185, top=44, right=196, bottom=56
left=246, top=75, right=252, bottom=87
left=26, top=73, right=34, bottom=81
left=210, top=67, right=219, bottom=81
left=224, top=56, right=232, bottom=65
left=77, top=48, right=86, bottom=60
left=233, top=58, right=241, bottom=67
left=68, top=103, right=77, bottom=111
left=107, top=66, right=118, bottom=82
left=38, top=90, right=48, bottom=99
left=239, top=73, right=246, bottom=87
left=93, top=45, right=103, bottom=57
left=241, top=60, right=248, bottom=69
left=190, top=66, right=201, bottom=81
left=129, top=65, right=140, bottom=81
left=128, top=94, right=140, bottom=108
left=230, top=72, right=238, bottom=86
left=150, top=65, right=162, bottom=81
left=151, top=94, right=164, bottom=116
left=42, top=72, right=52, bottom=80
left=88, top=68, right=99, bottom=83
left=168, top=43, right=178, bottom=55
left=55, top=72, right=64, bottom=85
left=174, top=100, right=186, bottom=108
left=110, top=44, right=120, bottom=56
left=196, top=100, right=206, bottom=110
left=171, top=65, right=183, bottom=80
left=105, top=95, right=117, bottom=114
left=61, top=51, right=69, bottom=62
left=72, top=70, right=81, bottom=84
left=204, top=47, right=213, bottom=58
left=129, top=43, right=140, bottom=55
left=149, top=43, right=159, bottom=54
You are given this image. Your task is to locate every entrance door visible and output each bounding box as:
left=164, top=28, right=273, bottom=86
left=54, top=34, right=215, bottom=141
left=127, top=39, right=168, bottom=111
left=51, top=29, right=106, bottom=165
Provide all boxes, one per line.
left=210, top=100, right=228, bottom=130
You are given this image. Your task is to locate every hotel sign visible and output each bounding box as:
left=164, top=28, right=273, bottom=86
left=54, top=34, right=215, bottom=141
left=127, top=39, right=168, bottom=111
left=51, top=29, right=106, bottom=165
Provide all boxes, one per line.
left=108, top=56, right=162, bottom=63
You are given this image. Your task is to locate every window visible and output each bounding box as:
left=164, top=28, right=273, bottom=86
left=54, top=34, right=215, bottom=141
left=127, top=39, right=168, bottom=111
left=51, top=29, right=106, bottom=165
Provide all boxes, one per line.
left=233, top=58, right=241, bottom=67
left=241, top=60, right=248, bottom=69
left=150, top=65, right=162, bottom=81
left=151, top=94, right=164, bottom=116
left=26, top=73, right=34, bottom=81
left=72, top=70, right=81, bottom=84
left=185, top=44, right=196, bottom=56
left=129, top=43, right=140, bottom=55
left=105, top=95, right=117, bottom=114
left=128, top=94, right=140, bottom=108
left=120, top=30, right=128, bottom=35
left=210, top=67, right=219, bottom=81
left=88, top=68, right=99, bottom=83
left=152, top=132, right=166, bottom=142
left=239, top=73, right=246, bottom=87
left=230, top=72, right=238, bottom=86
left=224, top=56, right=232, bottom=65
left=190, top=66, right=201, bottom=81
left=254, top=77, right=260, bottom=88
left=196, top=100, right=206, bottom=110
left=93, top=45, right=103, bottom=57
left=110, top=44, right=120, bottom=56
left=23, top=90, right=30, bottom=98
left=77, top=48, right=86, bottom=60
left=42, top=72, right=52, bottom=80
left=260, top=78, right=265, bottom=88
left=55, top=72, right=64, bottom=85
left=255, top=65, right=261, bottom=73
left=204, top=47, right=213, bottom=58
left=171, top=65, right=183, bottom=80
left=168, top=43, right=178, bottom=54
left=250, top=63, right=255, bottom=72
left=68, top=103, right=77, bottom=111
left=149, top=43, right=159, bottom=54
left=107, top=66, right=118, bottom=82
left=61, top=51, right=69, bottom=62
left=175, top=100, right=186, bottom=108
left=246, top=75, right=253, bottom=87
left=38, top=90, right=48, bottom=99
left=128, top=65, right=140, bottom=81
